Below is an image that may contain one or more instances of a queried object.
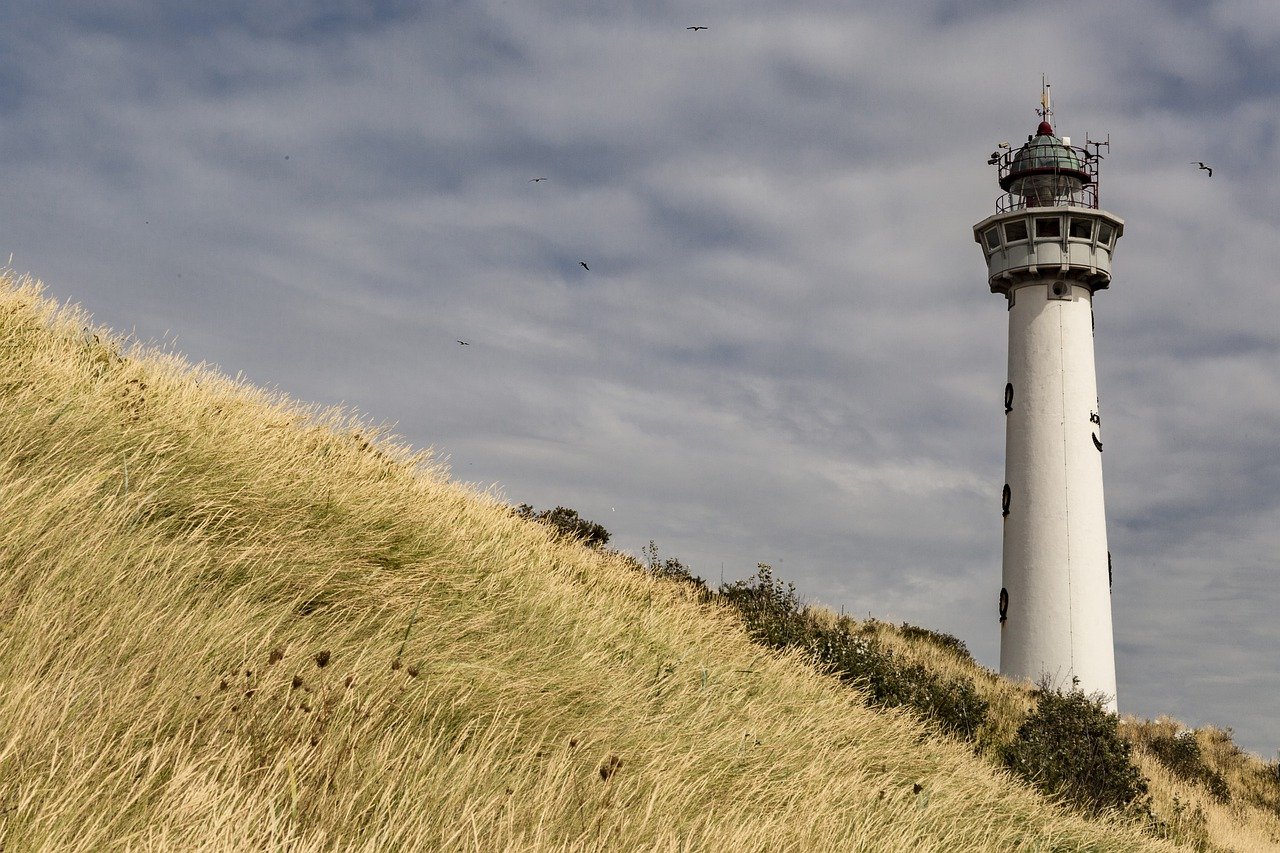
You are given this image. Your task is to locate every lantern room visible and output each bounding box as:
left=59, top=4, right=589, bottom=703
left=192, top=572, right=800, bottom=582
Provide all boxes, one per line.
left=992, top=121, right=1100, bottom=212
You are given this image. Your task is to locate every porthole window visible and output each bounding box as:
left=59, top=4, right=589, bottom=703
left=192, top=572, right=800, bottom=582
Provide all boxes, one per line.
left=999, top=587, right=1009, bottom=624
left=1004, top=382, right=1013, bottom=413
left=1003, top=219, right=1028, bottom=243
left=1001, top=484, right=1011, bottom=517
left=984, top=226, right=1002, bottom=251
left=1069, top=218, right=1093, bottom=239
left=1035, top=217, right=1061, bottom=238
left=1097, top=222, right=1115, bottom=245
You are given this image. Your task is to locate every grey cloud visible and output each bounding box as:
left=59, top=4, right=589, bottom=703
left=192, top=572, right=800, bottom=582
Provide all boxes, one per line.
left=1, top=0, right=1277, bottom=755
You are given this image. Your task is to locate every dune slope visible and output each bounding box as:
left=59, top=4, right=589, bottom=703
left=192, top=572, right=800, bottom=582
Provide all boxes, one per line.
left=0, top=275, right=1179, bottom=851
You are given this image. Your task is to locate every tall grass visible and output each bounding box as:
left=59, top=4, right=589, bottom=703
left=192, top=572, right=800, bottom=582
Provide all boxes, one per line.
left=0, top=273, right=1185, bottom=850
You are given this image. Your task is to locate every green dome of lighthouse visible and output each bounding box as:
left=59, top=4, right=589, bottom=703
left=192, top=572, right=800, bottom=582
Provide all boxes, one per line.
left=999, top=121, right=1090, bottom=205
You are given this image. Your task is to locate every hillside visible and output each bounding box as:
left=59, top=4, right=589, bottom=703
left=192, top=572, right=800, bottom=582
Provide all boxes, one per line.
left=0, top=272, right=1219, bottom=850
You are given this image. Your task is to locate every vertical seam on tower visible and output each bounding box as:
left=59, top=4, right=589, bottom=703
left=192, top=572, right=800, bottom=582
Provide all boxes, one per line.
left=1058, top=302, right=1075, bottom=678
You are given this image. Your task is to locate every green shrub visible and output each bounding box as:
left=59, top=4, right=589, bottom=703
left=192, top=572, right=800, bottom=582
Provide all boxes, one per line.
left=640, top=541, right=708, bottom=594
left=514, top=504, right=610, bottom=548
left=718, top=564, right=809, bottom=649
left=809, top=626, right=987, bottom=740
left=1145, top=730, right=1230, bottom=803
left=1001, top=684, right=1148, bottom=816
left=719, top=566, right=987, bottom=741
left=896, top=622, right=974, bottom=664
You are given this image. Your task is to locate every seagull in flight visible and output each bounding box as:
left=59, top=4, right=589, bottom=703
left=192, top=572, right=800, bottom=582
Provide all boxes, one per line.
left=456, top=340, right=470, bottom=346
left=579, top=261, right=590, bottom=271
left=686, top=26, right=708, bottom=31
left=529, top=177, right=547, bottom=182
left=1193, top=162, right=1213, bottom=177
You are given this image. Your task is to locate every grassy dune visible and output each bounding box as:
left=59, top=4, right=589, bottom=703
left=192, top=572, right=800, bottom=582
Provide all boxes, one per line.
left=0, top=273, right=1197, bottom=850
left=838, top=617, right=1280, bottom=852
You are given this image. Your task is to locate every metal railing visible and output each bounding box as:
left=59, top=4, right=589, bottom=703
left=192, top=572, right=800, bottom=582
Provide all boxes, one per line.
left=995, top=183, right=1099, bottom=213
left=991, top=140, right=1103, bottom=212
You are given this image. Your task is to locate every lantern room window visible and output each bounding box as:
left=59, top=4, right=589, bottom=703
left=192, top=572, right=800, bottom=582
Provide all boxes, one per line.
left=1097, top=222, right=1115, bottom=246
left=984, top=226, right=1002, bottom=251
left=1069, top=218, right=1093, bottom=240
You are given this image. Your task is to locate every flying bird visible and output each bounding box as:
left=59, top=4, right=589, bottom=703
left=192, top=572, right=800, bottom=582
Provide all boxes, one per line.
left=456, top=340, right=470, bottom=346
left=686, top=26, right=708, bottom=31
left=1193, top=162, right=1213, bottom=177
left=579, top=261, right=590, bottom=270
left=529, top=177, right=547, bottom=182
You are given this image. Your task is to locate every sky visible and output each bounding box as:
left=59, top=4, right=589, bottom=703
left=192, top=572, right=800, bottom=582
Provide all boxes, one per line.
left=2, top=0, right=1277, bottom=757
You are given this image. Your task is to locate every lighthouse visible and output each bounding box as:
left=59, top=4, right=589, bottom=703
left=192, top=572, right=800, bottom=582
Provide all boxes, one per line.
left=973, top=88, right=1123, bottom=710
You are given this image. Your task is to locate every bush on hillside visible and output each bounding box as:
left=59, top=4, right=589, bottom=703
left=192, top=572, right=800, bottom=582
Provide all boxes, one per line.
left=719, top=565, right=988, bottom=741
left=718, top=564, right=810, bottom=649
left=1001, top=683, right=1148, bottom=816
left=1143, top=729, right=1230, bottom=803
left=514, top=504, right=610, bottom=548
left=640, top=541, right=708, bottom=594
left=896, top=622, right=974, bottom=664
left=1149, top=795, right=1211, bottom=852
left=1203, top=728, right=1280, bottom=817
left=809, top=622, right=988, bottom=740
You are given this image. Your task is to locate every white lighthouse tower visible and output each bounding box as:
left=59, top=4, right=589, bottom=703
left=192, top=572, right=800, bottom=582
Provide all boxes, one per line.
left=973, top=88, right=1123, bottom=710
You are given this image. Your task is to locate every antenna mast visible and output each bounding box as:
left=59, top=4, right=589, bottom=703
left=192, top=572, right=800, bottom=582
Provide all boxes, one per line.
left=1038, top=75, right=1053, bottom=125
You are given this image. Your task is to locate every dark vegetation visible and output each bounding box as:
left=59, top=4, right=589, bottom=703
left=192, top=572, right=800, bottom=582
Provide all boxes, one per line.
left=516, top=503, right=1278, bottom=835
left=717, top=564, right=989, bottom=741
left=1000, top=682, right=1149, bottom=816
left=514, top=504, right=611, bottom=548
left=1142, top=729, right=1230, bottom=803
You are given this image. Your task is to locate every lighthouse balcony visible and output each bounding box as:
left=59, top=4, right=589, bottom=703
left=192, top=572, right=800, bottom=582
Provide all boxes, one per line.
left=973, top=208, right=1124, bottom=295
left=995, top=185, right=1097, bottom=213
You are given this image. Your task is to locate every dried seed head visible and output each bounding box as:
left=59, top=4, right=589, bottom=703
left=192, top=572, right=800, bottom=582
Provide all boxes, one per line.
left=390, top=659, right=402, bottom=671
left=406, top=664, right=420, bottom=678
left=218, top=679, right=229, bottom=691
left=291, top=675, right=304, bottom=689
left=344, top=675, right=355, bottom=688
left=314, top=651, right=331, bottom=668
left=599, top=754, right=623, bottom=781
left=569, top=738, right=578, bottom=748
left=268, top=648, right=284, bottom=665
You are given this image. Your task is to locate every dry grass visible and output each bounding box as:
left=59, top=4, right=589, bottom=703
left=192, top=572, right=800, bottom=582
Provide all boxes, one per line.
left=1123, top=718, right=1280, bottom=852
left=823, top=615, right=1280, bottom=851
left=0, top=273, right=1188, bottom=850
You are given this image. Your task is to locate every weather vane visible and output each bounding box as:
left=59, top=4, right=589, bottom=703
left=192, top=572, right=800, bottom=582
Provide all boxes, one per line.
left=1037, top=75, right=1052, bottom=124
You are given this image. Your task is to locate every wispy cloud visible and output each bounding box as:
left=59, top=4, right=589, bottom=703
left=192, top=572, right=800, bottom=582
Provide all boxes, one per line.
left=1, top=0, right=1276, bottom=754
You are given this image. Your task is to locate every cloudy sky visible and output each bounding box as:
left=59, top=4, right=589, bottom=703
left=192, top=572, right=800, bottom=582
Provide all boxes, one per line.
left=2, top=0, right=1277, bottom=755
